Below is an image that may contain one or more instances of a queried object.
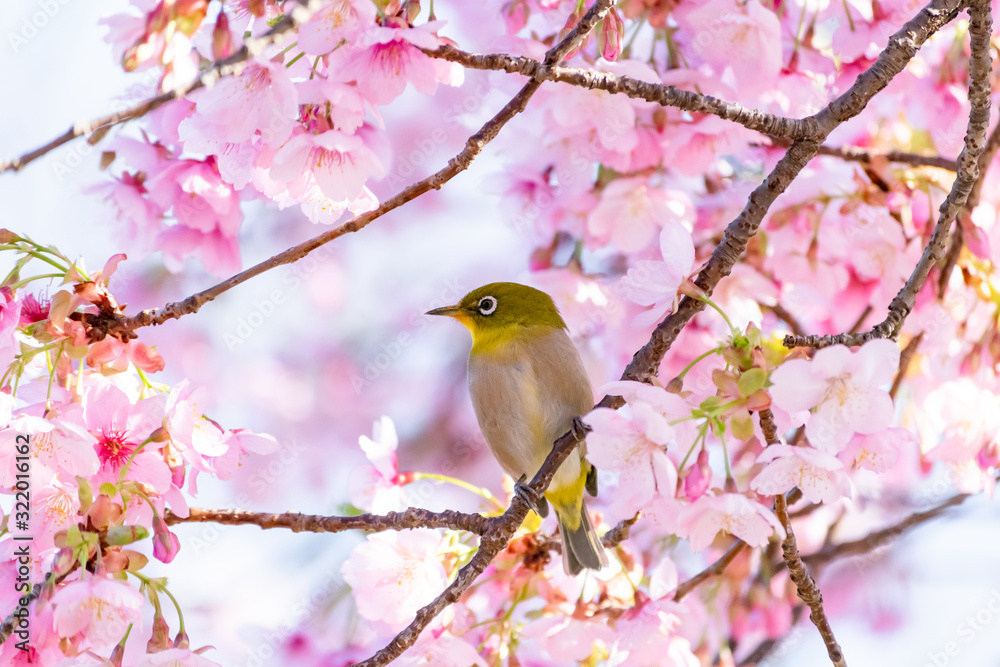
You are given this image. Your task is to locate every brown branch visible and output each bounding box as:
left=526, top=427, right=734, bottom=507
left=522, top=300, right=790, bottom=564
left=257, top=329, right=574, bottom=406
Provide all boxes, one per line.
left=0, top=567, right=75, bottom=644
left=106, top=15, right=620, bottom=337
left=163, top=507, right=493, bottom=536
left=538, top=512, right=641, bottom=554
left=774, top=493, right=847, bottom=666
left=348, top=3, right=616, bottom=664
left=0, top=0, right=319, bottom=175
left=425, top=45, right=818, bottom=141
left=784, top=0, right=992, bottom=350
left=762, top=139, right=959, bottom=170
left=966, top=107, right=1000, bottom=209
left=800, top=492, right=969, bottom=569
left=937, top=219, right=963, bottom=295
left=673, top=541, right=748, bottom=601
left=813, top=143, right=959, bottom=170
left=758, top=408, right=845, bottom=666
left=617, top=0, right=964, bottom=382
left=765, top=302, right=807, bottom=337
left=889, top=331, right=923, bottom=399
left=940, top=98, right=1000, bottom=294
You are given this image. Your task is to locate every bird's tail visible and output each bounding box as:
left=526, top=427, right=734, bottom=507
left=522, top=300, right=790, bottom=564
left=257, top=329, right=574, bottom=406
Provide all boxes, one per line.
left=556, top=499, right=609, bottom=575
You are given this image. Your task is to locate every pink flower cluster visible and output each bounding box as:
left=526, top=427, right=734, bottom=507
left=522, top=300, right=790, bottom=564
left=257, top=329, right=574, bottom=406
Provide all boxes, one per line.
left=96, top=0, right=464, bottom=276
left=0, top=253, right=277, bottom=664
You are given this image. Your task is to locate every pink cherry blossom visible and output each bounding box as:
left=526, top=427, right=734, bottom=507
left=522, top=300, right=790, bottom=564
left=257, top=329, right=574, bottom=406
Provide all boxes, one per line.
left=270, top=130, right=385, bottom=203
left=86, top=337, right=166, bottom=374
left=82, top=384, right=164, bottom=470
left=674, top=0, right=783, bottom=97
left=584, top=401, right=678, bottom=524
left=0, top=289, right=22, bottom=373
left=146, top=158, right=241, bottom=235
left=32, top=473, right=83, bottom=553
left=134, top=648, right=222, bottom=666
left=51, top=576, right=143, bottom=648
left=1, top=405, right=99, bottom=482
left=840, top=428, right=910, bottom=473
left=89, top=172, right=164, bottom=253
left=675, top=493, right=785, bottom=551
left=396, top=630, right=487, bottom=667
left=609, top=600, right=699, bottom=667
left=349, top=416, right=413, bottom=513
left=769, top=339, right=900, bottom=453
left=588, top=177, right=695, bottom=253
left=152, top=514, right=181, bottom=563
left=751, top=445, right=852, bottom=504
left=619, top=221, right=696, bottom=327
left=346, top=20, right=457, bottom=106
left=297, top=0, right=377, bottom=56
left=341, top=528, right=448, bottom=631
left=183, top=59, right=296, bottom=149
left=521, top=613, right=616, bottom=663
left=164, top=380, right=229, bottom=474
left=213, top=427, right=280, bottom=480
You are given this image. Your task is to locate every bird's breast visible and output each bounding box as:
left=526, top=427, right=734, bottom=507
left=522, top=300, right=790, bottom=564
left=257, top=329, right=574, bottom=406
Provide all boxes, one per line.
left=467, top=327, right=593, bottom=487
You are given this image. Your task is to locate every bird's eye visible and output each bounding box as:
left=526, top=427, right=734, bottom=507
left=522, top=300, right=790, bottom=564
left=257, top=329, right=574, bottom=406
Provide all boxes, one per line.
left=478, top=296, right=498, bottom=316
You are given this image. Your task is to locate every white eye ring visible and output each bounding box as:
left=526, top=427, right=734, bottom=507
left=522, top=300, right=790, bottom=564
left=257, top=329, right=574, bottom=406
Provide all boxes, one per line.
left=478, top=296, right=497, bottom=316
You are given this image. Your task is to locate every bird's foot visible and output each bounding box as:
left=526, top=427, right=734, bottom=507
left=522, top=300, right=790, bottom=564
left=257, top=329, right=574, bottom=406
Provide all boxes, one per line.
left=514, top=474, right=549, bottom=518
left=571, top=416, right=591, bottom=441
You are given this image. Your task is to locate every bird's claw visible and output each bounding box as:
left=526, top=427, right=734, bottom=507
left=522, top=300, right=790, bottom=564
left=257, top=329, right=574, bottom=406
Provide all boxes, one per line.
left=514, top=474, right=549, bottom=518
left=571, top=416, right=591, bottom=441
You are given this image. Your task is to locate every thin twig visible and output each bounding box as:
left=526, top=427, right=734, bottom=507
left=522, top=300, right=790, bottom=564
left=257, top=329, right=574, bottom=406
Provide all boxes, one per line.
left=0, top=567, right=75, bottom=644
left=673, top=541, right=748, bottom=601
left=760, top=407, right=847, bottom=666
left=424, top=45, right=819, bottom=140
left=765, top=302, right=807, bottom=337
left=812, top=143, right=959, bottom=170
left=0, top=0, right=320, bottom=175
left=785, top=0, right=992, bottom=350
left=800, top=492, right=969, bottom=569
left=889, top=332, right=923, bottom=399
left=774, top=494, right=847, bottom=666
left=761, top=140, right=959, bottom=170
left=164, top=507, right=493, bottom=535
left=939, top=105, right=1000, bottom=294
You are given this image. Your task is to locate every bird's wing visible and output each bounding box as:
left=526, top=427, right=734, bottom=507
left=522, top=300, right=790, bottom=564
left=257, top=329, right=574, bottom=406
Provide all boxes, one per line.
left=526, top=327, right=596, bottom=444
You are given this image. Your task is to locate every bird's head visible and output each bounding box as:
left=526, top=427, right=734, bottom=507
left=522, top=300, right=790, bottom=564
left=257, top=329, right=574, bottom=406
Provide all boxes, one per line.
left=426, top=282, right=567, bottom=349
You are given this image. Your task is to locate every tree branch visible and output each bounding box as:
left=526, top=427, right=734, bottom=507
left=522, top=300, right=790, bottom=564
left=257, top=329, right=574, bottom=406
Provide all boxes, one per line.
left=424, top=45, right=819, bottom=140
left=163, top=507, right=493, bottom=536
left=0, top=0, right=320, bottom=175
left=759, top=408, right=846, bottom=666
left=616, top=0, right=964, bottom=382
left=673, top=541, right=747, bottom=602
left=760, top=139, right=959, bottom=171
left=784, top=0, right=991, bottom=350
left=800, top=492, right=970, bottom=569
left=773, top=493, right=847, bottom=666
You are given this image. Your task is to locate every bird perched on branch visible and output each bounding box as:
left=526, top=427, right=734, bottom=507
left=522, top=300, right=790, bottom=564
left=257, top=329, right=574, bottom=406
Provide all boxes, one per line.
left=427, top=282, right=607, bottom=575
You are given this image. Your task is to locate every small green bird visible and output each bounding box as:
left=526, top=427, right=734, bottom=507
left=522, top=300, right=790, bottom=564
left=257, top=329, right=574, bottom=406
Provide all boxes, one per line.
left=427, top=282, right=608, bottom=575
